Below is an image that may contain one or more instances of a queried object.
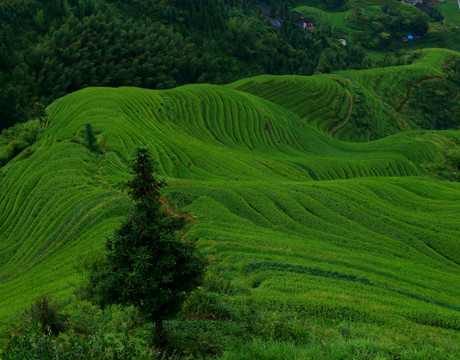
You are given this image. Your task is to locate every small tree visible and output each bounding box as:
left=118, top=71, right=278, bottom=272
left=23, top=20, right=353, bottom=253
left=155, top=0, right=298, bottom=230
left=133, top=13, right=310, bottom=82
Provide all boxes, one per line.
left=85, top=122, right=98, bottom=152
left=89, top=147, right=205, bottom=342
left=31, top=102, right=47, bottom=124
left=26, top=294, right=67, bottom=335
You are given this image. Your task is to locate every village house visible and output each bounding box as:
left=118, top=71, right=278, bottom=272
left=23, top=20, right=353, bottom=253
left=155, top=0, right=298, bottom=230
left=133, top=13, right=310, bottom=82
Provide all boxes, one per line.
left=260, top=8, right=316, bottom=32
left=260, top=6, right=282, bottom=28
left=294, top=13, right=316, bottom=32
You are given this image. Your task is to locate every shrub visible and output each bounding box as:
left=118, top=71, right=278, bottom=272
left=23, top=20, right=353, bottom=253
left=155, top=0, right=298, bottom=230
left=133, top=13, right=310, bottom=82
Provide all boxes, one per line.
left=26, top=294, right=67, bottom=336
left=85, top=122, right=99, bottom=152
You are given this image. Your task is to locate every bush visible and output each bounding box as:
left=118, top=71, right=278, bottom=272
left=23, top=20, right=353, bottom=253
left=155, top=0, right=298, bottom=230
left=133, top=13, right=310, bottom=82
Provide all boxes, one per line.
left=0, top=120, right=40, bottom=166
left=26, top=294, right=67, bottom=336
left=181, top=288, right=236, bottom=321
left=3, top=326, right=145, bottom=360
left=85, top=122, right=99, bottom=152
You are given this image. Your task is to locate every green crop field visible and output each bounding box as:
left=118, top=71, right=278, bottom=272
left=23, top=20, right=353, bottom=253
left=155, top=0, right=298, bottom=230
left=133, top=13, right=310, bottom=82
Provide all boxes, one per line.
left=433, top=0, right=460, bottom=27
left=294, top=5, right=351, bottom=32
left=230, top=48, right=458, bottom=142
left=0, top=48, right=459, bottom=358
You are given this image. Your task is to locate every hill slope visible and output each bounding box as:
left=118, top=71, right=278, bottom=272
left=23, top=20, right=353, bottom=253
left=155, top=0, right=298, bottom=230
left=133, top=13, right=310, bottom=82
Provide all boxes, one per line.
left=229, top=49, right=460, bottom=142
left=0, top=62, right=459, bottom=356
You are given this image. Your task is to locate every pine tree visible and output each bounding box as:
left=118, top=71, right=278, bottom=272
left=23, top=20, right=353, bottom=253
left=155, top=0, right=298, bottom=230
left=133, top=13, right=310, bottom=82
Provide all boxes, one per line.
left=89, top=147, right=205, bottom=342
left=31, top=102, right=47, bottom=123
left=85, top=122, right=97, bottom=152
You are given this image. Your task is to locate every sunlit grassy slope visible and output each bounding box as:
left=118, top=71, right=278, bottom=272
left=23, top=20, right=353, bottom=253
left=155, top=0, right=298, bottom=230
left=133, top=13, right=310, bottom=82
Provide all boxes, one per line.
left=0, top=53, right=459, bottom=353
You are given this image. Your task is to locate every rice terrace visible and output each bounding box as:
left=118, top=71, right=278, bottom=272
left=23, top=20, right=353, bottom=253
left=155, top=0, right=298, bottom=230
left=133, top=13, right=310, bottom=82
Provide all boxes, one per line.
left=0, top=0, right=460, bottom=359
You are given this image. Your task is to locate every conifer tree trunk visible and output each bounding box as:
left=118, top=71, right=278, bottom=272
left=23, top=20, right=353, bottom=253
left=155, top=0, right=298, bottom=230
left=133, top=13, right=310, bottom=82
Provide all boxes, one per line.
left=154, top=318, right=165, bottom=345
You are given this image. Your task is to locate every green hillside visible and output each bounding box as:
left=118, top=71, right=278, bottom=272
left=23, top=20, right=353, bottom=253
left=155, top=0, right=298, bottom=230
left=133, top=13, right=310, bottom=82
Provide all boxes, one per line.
left=230, top=49, right=460, bottom=142
left=1, top=57, right=460, bottom=357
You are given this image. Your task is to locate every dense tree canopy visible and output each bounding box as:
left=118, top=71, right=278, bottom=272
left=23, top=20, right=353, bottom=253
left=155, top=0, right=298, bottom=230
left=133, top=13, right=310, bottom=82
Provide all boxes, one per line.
left=0, top=0, right=373, bottom=129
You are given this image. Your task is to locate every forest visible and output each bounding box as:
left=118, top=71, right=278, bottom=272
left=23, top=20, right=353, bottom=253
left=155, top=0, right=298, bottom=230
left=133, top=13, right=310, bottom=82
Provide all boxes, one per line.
left=1, top=0, right=378, bottom=129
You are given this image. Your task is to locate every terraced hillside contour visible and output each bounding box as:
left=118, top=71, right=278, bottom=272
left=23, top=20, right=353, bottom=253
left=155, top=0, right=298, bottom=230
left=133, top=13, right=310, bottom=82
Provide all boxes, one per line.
left=229, top=49, right=459, bottom=142
left=0, top=54, right=459, bottom=356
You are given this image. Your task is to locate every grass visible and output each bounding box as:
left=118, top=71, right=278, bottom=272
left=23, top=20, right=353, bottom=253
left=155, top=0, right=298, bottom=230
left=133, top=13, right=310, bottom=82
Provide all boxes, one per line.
left=433, top=0, right=460, bottom=27
left=0, top=48, right=459, bottom=357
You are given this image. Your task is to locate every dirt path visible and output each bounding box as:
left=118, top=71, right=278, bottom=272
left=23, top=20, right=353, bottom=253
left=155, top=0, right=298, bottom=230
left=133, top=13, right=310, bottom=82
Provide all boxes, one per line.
left=396, top=76, right=443, bottom=113
left=329, top=87, right=353, bottom=137
left=395, top=58, right=454, bottom=131
left=443, top=57, right=454, bottom=71
left=160, top=196, right=197, bottom=221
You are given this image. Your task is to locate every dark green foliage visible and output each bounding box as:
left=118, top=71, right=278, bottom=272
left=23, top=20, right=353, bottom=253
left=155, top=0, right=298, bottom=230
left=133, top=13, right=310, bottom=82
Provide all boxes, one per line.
left=412, top=13, right=429, bottom=35
left=89, top=147, right=205, bottom=340
left=25, top=294, right=67, bottom=336
left=31, top=102, right=47, bottom=123
left=349, top=87, right=374, bottom=138
left=446, top=148, right=460, bottom=171
left=166, top=191, right=198, bottom=209
left=0, top=119, right=40, bottom=166
left=346, top=6, right=429, bottom=49
left=269, top=0, right=277, bottom=18
left=85, top=122, right=97, bottom=152
left=3, top=315, right=143, bottom=360
left=181, top=288, right=236, bottom=321
left=3, top=329, right=140, bottom=360
left=3, top=300, right=154, bottom=359
left=165, top=320, right=245, bottom=358
left=408, top=77, right=460, bottom=130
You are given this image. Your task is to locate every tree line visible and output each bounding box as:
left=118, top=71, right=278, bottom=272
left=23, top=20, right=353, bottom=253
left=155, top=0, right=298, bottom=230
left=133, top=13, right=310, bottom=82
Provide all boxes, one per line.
left=0, top=0, right=371, bottom=129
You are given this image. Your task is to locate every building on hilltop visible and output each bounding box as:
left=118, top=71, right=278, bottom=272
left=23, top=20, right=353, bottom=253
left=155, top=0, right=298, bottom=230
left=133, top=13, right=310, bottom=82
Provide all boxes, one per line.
left=259, top=7, right=315, bottom=32
left=294, top=16, right=316, bottom=32
left=260, top=6, right=282, bottom=28
left=268, top=18, right=281, bottom=28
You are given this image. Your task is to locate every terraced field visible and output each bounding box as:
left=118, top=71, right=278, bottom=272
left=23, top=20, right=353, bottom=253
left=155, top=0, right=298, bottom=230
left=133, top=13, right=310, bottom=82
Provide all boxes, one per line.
left=432, top=0, right=460, bottom=27
left=230, top=49, right=458, bottom=142
left=295, top=5, right=352, bottom=33
left=0, top=52, right=459, bottom=356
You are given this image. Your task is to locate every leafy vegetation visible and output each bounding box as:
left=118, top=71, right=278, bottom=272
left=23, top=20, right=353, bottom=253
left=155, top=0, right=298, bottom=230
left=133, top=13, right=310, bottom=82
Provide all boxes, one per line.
left=0, top=119, right=41, bottom=166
